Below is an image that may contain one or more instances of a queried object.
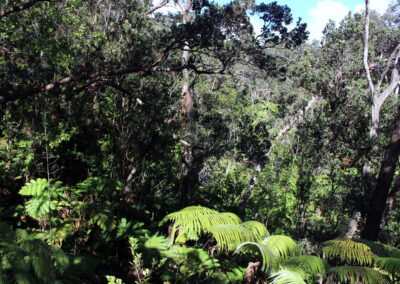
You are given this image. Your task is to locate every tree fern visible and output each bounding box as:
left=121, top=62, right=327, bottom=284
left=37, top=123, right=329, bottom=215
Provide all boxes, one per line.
left=162, top=206, right=242, bottom=244
left=262, top=235, right=300, bottom=260
left=327, top=266, right=389, bottom=284
left=208, top=224, right=261, bottom=251
left=355, top=239, right=400, bottom=257
left=270, top=268, right=306, bottom=284
left=242, top=221, right=269, bottom=240
left=235, top=241, right=279, bottom=272
left=235, top=235, right=300, bottom=273
left=281, top=255, right=327, bottom=280
left=375, top=257, right=400, bottom=276
left=322, top=239, right=376, bottom=266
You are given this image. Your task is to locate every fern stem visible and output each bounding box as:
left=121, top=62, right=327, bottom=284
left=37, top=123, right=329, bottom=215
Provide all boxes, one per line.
left=44, top=112, right=52, bottom=247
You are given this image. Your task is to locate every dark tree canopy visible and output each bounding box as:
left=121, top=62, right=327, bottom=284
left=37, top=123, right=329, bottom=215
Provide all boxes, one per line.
left=1, top=1, right=400, bottom=283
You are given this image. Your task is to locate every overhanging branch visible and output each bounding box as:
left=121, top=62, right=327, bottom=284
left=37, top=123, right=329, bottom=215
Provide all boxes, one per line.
left=1, top=62, right=227, bottom=105
left=0, top=0, right=50, bottom=17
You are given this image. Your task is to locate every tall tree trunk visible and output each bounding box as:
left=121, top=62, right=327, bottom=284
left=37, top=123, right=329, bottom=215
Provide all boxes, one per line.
left=344, top=163, right=371, bottom=239
left=361, top=107, right=400, bottom=241
left=380, top=172, right=400, bottom=230
left=178, top=0, right=194, bottom=206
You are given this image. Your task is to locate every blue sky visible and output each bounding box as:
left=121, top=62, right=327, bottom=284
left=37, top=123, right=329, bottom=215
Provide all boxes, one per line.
left=270, top=0, right=392, bottom=40
left=155, top=0, right=393, bottom=40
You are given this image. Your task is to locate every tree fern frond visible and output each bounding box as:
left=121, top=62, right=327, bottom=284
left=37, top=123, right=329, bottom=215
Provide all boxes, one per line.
left=221, top=212, right=243, bottom=224
left=282, top=255, right=327, bottom=279
left=262, top=235, right=300, bottom=260
left=163, top=206, right=213, bottom=220
left=355, top=239, right=400, bottom=257
left=235, top=242, right=278, bottom=272
left=208, top=224, right=259, bottom=251
left=375, top=257, right=400, bottom=276
left=323, top=239, right=376, bottom=266
left=327, top=266, right=389, bottom=284
left=270, top=268, right=306, bottom=284
left=241, top=221, right=269, bottom=240
left=162, top=206, right=242, bottom=244
left=19, top=178, right=48, bottom=196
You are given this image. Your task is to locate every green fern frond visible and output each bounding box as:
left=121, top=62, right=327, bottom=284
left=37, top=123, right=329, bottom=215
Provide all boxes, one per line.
left=19, top=178, right=48, bottom=196
left=355, top=239, right=400, bottom=257
left=208, top=224, right=260, bottom=251
left=235, top=242, right=279, bottom=272
left=241, top=221, right=269, bottom=240
left=327, top=266, right=389, bottom=284
left=91, top=208, right=116, bottom=233
left=221, top=212, right=243, bottom=224
left=375, top=257, right=400, bottom=276
left=323, top=239, right=376, bottom=266
left=1, top=229, right=69, bottom=284
left=144, top=234, right=169, bottom=251
left=282, top=255, right=327, bottom=279
left=77, top=177, right=122, bottom=197
left=262, top=235, right=300, bottom=260
left=25, top=196, right=55, bottom=220
left=270, top=268, right=306, bottom=284
left=163, top=206, right=242, bottom=244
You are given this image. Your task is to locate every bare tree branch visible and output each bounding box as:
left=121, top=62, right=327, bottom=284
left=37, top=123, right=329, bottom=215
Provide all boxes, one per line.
left=377, top=44, right=400, bottom=90
left=146, top=0, right=170, bottom=15
left=1, top=61, right=227, bottom=105
left=274, top=95, right=321, bottom=140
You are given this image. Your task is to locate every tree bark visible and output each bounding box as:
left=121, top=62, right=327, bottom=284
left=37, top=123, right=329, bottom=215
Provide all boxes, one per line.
left=361, top=107, right=400, bottom=241
left=243, top=261, right=261, bottom=284
left=380, top=172, right=400, bottom=230
left=344, top=210, right=362, bottom=239
left=239, top=163, right=261, bottom=209
left=178, top=0, right=194, bottom=206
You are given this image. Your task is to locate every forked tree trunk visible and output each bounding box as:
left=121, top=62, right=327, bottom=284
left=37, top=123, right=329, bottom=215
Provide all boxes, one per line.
left=355, top=0, right=400, bottom=240
left=363, top=0, right=400, bottom=139
left=361, top=107, right=400, bottom=240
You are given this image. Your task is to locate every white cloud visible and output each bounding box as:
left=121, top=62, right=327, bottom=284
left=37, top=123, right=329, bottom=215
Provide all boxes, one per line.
left=354, top=0, right=390, bottom=15
left=308, top=0, right=350, bottom=40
